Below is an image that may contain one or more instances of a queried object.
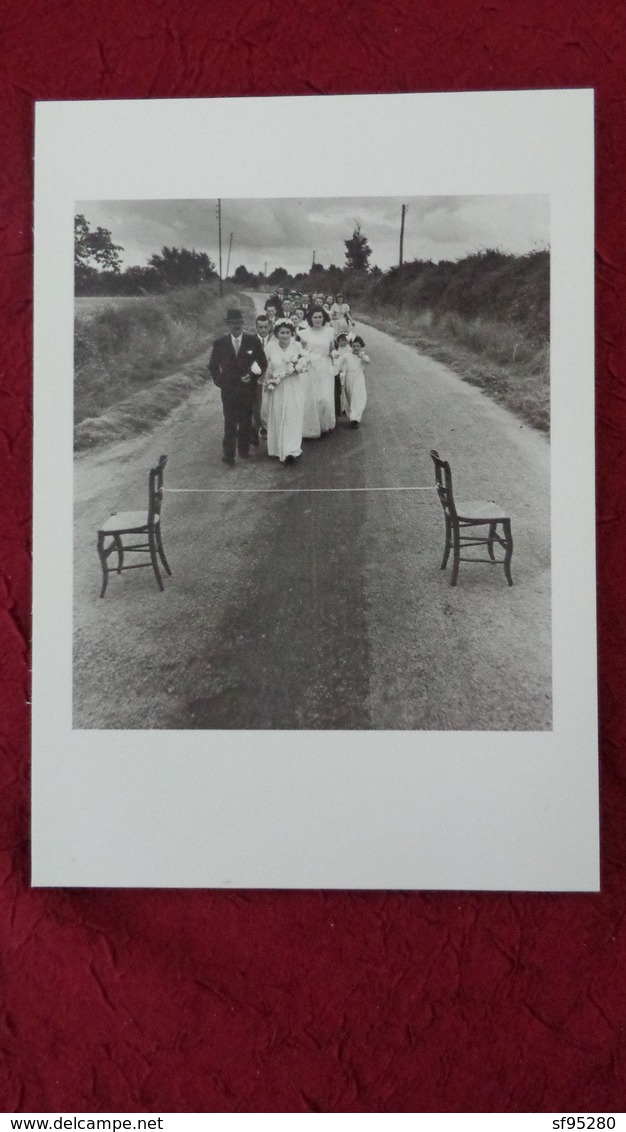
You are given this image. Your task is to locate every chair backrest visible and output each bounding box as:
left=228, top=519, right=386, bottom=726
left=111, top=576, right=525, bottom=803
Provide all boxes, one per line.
left=430, top=450, right=457, bottom=519
left=148, top=455, right=168, bottom=523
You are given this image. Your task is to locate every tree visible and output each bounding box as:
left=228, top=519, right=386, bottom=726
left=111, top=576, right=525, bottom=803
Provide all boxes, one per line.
left=123, top=265, right=161, bottom=293
left=344, top=223, right=372, bottom=273
left=232, top=264, right=257, bottom=285
left=148, top=246, right=217, bottom=288
left=267, top=266, right=291, bottom=286
left=75, top=214, right=124, bottom=291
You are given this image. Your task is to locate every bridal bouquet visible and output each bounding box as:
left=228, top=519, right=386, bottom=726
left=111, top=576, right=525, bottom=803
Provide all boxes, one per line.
left=265, top=350, right=310, bottom=392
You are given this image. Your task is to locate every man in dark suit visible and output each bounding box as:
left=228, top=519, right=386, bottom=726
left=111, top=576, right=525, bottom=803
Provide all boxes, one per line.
left=208, top=308, right=267, bottom=466
left=252, top=313, right=272, bottom=441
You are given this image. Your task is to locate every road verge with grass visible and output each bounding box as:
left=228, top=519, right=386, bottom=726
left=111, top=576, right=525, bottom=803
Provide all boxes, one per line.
left=74, top=286, right=255, bottom=450
left=353, top=304, right=549, bottom=432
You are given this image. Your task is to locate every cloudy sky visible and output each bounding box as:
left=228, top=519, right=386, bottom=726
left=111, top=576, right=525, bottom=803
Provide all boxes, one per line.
left=78, top=196, right=549, bottom=276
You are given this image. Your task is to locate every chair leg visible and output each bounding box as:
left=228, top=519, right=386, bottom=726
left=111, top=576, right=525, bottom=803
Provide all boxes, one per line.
left=148, top=527, right=164, bottom=592
left=155, top=524, right=172, bottom=576
left=502, top=519, right=514, bottom=586
left=114, top=534, right=124, bottom=574
left=450, top=523, right=460, bottom=587
left=441, top=516, right=452, bottom=569
left=487, top=522, right=497, bottom=562
left=97, top=533, right=109, bottom=598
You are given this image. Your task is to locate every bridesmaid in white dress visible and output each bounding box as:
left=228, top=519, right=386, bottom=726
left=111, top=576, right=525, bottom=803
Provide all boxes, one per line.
left=329, top=295, right=344, bottom=338
left=341, top=335, right=369, bottom=427
left=299, top=306, right=336, bottom=435
left=264, top=320, right=308, bottom=464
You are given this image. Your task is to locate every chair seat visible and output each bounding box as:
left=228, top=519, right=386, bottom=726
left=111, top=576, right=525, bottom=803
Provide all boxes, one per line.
left=99, top=510, right=158, bottom=534
left=456, top=500, right=510, bottom=522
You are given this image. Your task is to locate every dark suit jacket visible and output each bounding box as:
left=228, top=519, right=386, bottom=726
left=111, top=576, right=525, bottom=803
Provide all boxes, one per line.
left=208, top=332, right=267, bottom=393
left=256, top=335, right=272, bottom=370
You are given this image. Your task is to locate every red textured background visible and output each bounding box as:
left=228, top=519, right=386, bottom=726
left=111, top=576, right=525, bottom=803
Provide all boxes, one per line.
left=2, top=0, right=625, bottom=1113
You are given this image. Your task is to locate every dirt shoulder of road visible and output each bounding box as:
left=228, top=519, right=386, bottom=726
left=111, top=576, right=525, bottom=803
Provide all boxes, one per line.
left=353, top=308, right=550, bottom=434
left=74, top=353, right=211, bottom=451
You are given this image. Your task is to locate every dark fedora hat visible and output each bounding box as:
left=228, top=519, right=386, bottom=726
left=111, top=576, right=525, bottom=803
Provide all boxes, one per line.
left=225, top=308, right=244, bottom=322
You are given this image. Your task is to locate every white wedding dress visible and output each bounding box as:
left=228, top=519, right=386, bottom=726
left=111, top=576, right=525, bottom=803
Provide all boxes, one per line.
left=341, top=351, right=369, bottom=422
left=298, top=324, right=336, bottom=434
left=264, top=339, right=305, bottom=462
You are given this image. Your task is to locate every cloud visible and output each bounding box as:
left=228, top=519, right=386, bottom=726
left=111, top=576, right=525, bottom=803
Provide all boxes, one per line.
left=78, top=195, right=550, bottom=274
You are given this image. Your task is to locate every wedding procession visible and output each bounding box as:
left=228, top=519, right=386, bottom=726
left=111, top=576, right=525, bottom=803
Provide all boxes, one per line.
left=209, top=291, right=369, bottom=467
left=73, top=194, right=552, bottom=731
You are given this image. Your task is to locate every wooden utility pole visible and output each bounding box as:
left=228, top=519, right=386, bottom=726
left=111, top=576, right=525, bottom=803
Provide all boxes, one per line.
left=312, top=250, right=316, bottom=269
left=226, top=232, right=233, bottom=280
left=216, top=199, right=223, bottom=297
left=399, top=204, right=407, bottom=268
left=398, top=204, right=407, bottom=313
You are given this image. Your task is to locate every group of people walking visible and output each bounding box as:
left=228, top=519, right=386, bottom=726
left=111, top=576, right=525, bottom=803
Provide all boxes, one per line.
left=208, top=291, right=370, bottom=466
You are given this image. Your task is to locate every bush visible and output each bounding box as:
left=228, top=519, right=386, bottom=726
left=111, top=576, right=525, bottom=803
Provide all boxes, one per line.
left=357, top=249, right=549, bottom=338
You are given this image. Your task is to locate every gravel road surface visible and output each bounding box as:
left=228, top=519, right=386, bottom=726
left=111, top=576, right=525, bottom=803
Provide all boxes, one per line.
left=74, top=303, right=551, bottom=730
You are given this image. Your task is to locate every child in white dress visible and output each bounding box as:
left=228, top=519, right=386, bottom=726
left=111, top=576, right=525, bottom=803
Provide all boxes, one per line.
left=331, top=332, right=351, bottom=419
left=341, top=335, right=369, bottom=428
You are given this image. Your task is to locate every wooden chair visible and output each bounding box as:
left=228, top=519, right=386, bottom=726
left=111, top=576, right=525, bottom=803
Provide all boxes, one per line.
left=430, top=450, right=513, bottom=586
left=97, top=455, right=172, bottom=598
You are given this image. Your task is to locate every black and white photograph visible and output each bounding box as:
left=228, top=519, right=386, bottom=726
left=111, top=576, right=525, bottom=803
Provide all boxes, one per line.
left=33, top=92, right=597, bottom=890
left=73, top=193, right=551, bottom=731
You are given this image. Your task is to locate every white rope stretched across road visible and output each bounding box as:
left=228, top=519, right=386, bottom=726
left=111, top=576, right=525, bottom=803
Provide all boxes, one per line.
left=164, top=486, right=437, bottom=494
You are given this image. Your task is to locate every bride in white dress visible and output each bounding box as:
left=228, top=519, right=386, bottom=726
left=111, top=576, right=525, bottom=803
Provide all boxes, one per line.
left=264, top=320, right=309, bottom=464
left=298, top=307, right=336, bottom=435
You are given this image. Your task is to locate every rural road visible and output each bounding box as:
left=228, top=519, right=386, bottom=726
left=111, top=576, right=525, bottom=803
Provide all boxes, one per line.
left=74, top=297, right=551, bottom=730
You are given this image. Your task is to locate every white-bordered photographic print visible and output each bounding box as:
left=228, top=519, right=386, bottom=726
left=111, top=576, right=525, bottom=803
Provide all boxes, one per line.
left=33, top=90, right=597, bottom=890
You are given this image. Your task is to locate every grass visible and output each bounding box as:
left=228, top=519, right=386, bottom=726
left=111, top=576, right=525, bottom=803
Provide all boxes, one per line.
left=355, top=304, right=550, bottom=432
left=74, top=361, right=209, bottom=450
left=74, top=286, right=255, bottom=450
